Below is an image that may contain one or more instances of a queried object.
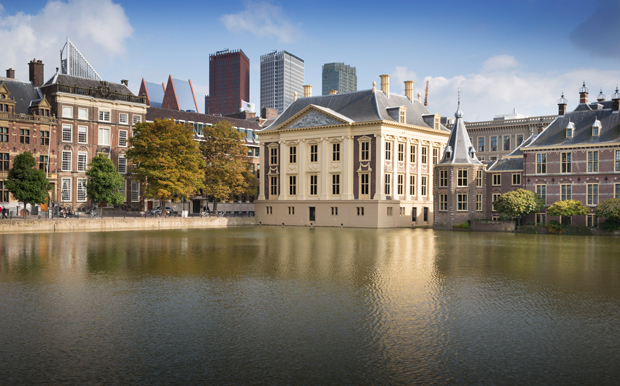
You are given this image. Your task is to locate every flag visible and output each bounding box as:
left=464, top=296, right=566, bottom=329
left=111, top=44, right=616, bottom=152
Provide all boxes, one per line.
left=241, top=100, right=256, bottom=113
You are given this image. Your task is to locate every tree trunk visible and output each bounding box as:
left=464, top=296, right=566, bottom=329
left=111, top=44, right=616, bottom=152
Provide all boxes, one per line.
left=213, top=199, right=218, bottom=213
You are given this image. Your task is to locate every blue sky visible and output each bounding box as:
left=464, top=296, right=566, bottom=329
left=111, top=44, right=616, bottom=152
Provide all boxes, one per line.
left=1, top=0, right=619, bottom=120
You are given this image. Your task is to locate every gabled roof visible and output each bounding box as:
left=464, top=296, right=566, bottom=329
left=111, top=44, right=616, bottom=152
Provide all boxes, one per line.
left=263, top=89, right=450, bottom=132
left=138, top=79, right=165, bottom=108
left=438, top=104, right=482, bottom=165
left=487, top=157, right=524, bottom=172
left=161, top=76, right=199, bottom=113
left=1, top=79, right=41, bottom=114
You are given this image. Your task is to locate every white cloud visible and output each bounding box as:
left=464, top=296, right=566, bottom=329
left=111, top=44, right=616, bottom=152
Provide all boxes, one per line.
left=482, top=55, right=519, bottom=72
left=0, top=0, right=132, bottom=80
left=220, top=1, right=301, bottom=43
left=391, top=60, right=620, bottom=121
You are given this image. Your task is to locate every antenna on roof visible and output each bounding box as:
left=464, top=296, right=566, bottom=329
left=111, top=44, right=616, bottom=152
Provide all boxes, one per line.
left=424, top=80, right=429, bottom=107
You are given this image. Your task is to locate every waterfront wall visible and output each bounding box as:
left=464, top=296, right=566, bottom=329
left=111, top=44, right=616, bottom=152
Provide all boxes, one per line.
left=470, top=220, right=516, bottom=232
left=0, top=216, right=257, bottom=234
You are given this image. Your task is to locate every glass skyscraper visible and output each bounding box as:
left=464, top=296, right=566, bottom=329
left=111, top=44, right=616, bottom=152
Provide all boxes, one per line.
left=322, top=63, right=357, bottom=95
left=260, top=51, right=304, bottom=115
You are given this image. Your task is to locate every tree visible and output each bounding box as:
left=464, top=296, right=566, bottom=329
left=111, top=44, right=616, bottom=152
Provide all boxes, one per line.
left=493, top=189, right=544, bottom=223
left=201, top=121, right=257, bottom=212
left=126, top=119, right=205, bottom=206
left=595, top=198, right=620, bottom=222
left=546, top=199, right=589, bottom=224
left=86, top=153, right=126, bottom=215
left=5, top=152, right=51, bottom=218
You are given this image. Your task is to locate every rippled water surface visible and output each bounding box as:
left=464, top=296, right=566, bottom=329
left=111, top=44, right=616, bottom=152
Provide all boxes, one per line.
left=1, top=227, right=619, bottom=385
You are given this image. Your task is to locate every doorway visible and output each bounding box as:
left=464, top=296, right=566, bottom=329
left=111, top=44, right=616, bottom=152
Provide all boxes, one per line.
left=309, top=207, right=316, bottom=222
left=193, top=200, right=201, bottom=213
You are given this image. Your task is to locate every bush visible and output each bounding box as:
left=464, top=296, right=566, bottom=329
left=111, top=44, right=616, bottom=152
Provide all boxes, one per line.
left=600, top=218, right=620, bottom=232
left=452, top=222, right=471, bottom=229
left=545, top=221, right=592, bottom=235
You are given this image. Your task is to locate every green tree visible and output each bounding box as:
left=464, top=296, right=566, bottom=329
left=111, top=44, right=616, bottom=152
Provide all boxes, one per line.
left=595, top=198, right=620, bottom=221
left=547, top=199, right=589, bottom=224
left=494, top=189, right=544, bottom=223
left=5, top=152, right=51, bottom=218
left=126, top=119, right=205, bottom=207
left=201, top=121, right=257, bottom=212
left=85, top=153, right=126, bottom=215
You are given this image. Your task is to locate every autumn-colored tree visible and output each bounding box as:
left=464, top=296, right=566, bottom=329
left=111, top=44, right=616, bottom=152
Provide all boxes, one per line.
left=126, top=119, right=205, bottom=206
left=5, top=152, right=51, bottom=218
left=494, top=189, right=544, bottom=223
left=547, top=199, right=589, bottom=224
left=201, top=120, right=257, bottom=212
left=86, top=153, right=125, bottom=215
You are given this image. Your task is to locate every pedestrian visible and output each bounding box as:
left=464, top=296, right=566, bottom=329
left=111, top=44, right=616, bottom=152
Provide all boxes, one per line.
left=0, top=205, right=3, bottom=220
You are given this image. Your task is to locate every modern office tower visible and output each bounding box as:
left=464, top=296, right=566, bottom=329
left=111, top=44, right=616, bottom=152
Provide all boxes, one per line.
left=322, top=63, right=357, bottom=95
left=204, top=49, right=250, bottom=115
left=260, top=50, right=304, bottom=115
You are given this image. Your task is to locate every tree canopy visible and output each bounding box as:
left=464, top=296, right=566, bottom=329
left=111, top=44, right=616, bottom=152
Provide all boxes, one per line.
left=546, top=199, right=589, bottom=218
left=494, top=189, right=544, bottom=218
left=595, top=198, right=620, bottom=221
left=201, top=121, right=257, bottom=210
left=86, top=153, right=125, bottom=212
left=5, top=152, right=51, bottom=217
left=126, top=119, right=205, bottom=203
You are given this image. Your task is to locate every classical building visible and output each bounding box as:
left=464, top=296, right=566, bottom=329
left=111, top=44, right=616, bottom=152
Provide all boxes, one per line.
left=0, top=64, right=57, bottom=214
left=256, top=75, right=450, bottom=228
left=260, top=50, right=304, bottom=115
left=204, top=49, right=250, bottom=115
left=322, top=63, right=357, bottom=95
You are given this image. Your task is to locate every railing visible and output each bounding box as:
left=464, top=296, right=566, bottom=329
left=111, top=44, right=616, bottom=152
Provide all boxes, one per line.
left=53, top=84, right=146, bottom=104
left=0, top=112, right=56, bottom=124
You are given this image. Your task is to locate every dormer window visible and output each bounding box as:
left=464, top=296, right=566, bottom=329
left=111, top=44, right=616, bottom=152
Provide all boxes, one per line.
left=592, top=119, right=601, bottom=136
left=566, top=122, right=574, bottom=138
left=445, top=145, right=452, bottom=160
left=399, top=107, right=406, bottom=123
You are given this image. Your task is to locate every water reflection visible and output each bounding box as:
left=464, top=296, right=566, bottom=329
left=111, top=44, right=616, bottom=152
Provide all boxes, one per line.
left=1, top=228, right=619, bottom=385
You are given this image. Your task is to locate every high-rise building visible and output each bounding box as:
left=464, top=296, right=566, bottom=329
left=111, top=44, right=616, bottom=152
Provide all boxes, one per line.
left=204, top=49, right=250, bottom=115
left=322, top=63, right=357, bottom=95
left=260, top=50, right=304, bottom=115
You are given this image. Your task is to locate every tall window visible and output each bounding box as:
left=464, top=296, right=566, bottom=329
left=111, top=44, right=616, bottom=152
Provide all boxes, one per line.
left=587, top=151, right=598, bottom=172
left=361, top=141, right=370, bottom=161
left=270, top=176, right=278, bottom=196
left=0, top=180, right=9, bottom=202
left=616, top=150, right=620, bottom=172
left=478, top=137, right=485, bottom=152
left=398, top=143, right=404, bottom=162
left=439, top=170, right=448, bottom=187
left=492, top=193, right=501, bottom=211
left=421, top=147, right=428, bottom=164
left=19, top=129, right=30, bottom=144
left=536, top=153, right=547, bottom=174
left=0, top=127, right=8, bottom=142
left=616, top=183, right=620, bottom=198
left=119, top=113, right=128, bottom=124
left=332, top=174, right=340, bottom=195
left=410, top=145, right=416, bottom=163
left=78, top=108, right=88, bottom=120
left=62, top=124, right=72, bottom=142
left=310, top=175, right=318, bottom=195
left=397, top=174, right=404, bottom=195
left=457, top=169, right=468, bottom=187
left=289, top=175, right=297, bottom=195
left=99, top=110, right=110, bottom=122
left=78, top=126, right=88, bottom=144
left=440, top=194, right=448, bottom=211
left=310, top=144, right=318, bottom=162
left=561, top=184, right=572, bottom=201
left=384, top=174, right=391, bottom=195
left=131, top=181, right=140, bottom=202
left=503, top=135, right=510, bottom=151
left=561, top=152, right=572, bottom=173
left=536, top=184, right=547, bottom=204
left=39, top=155, right=48, bottom=172
left=477, top=170, right=483, bottom=187
left=412, top=207, right=417, bottom=222
left=77, top=178, right=87, bottom=202
left=409, top=175, right=416, bottom=196
left=432, top=148, right=439, bottom=165
left=62, top=151, right=72, bottom=171
left=385, top=142, right=392, bottom=161
left=77, top=152, right=87, bottom=172
left=289, top=146, right=297, bottom=164
left=421, top=176, right=427, bottom=196
left=270, top=147, right=278, bottom=165
left=119, top=130, right=128, bottom=147
left=133, top=115, right=141, bottom=125
left=536, top=213, right=547, bottom=225
left=516, top=134, right=524, bottom=147
left=493, top=174, right=501, bottom=186
left=118, top=155, right=127, bottom=174
left=512, top=173, right=521, bottom=186
left=62, top=106, right=72, bottom=118
left=491, top=136, right=497, bottom=151
left=476, top=194, right=482, bottom=211
left=61, top=178, right=71, bottom=201
left=332, top=143, right=340, bottom=161
left=457, top=194, right=468, bottom=211
left=587, top=184, right=599, bottom=205
left=98, top=128, right=110, bottom=146
left=360, top=173, right=369, bottom=197
left=0, top=153, right=8, bottom=171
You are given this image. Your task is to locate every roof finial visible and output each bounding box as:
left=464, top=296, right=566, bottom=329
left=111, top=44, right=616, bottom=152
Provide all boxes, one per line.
left=455, top=89, right=463, bottom=118
left=458, top=88, right=461, bottom=106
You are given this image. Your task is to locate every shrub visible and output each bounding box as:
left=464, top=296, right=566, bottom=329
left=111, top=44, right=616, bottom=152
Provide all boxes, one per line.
left=600, top=218, right=620, bottom=232
left=452, top=222, right=471, bottom=229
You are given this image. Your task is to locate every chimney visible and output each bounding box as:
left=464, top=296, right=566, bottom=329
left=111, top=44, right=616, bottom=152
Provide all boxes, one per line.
left=597, top=89, right=605, bottom=102
left=612, top=87, right=620, bottom=112
left=404, top=81, right=414, bottom=101
left=328, top=89, right=338, bottom=95
left=28, top=59, right=44, bottom=87
left=121, top=79, right=129, bottom=87
left=557, top=92, right=568, bottom=116
left=579, top=82, right=589, bottom=104
left=6, top=68, right=15, bottom=79
left=379, top=74, right=390, bottom=98
left=424, top=80, right=429, bottom=106
left=303, top=85, right=312, bottom=97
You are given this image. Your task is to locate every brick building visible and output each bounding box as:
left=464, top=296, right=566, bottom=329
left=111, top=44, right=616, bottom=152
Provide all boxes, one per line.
left=204, top=49, right=250, bottom=115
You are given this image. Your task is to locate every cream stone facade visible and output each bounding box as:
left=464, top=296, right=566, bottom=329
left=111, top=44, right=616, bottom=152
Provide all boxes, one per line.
left=256, top=77, right=450, bottom=228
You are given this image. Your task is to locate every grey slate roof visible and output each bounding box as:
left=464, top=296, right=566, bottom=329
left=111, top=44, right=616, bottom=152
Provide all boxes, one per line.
left=524, top=108, right=620, bottom=149
left=1, top=79, right=40, bottom=114
left=263, top=89, right=450, bottom=131
left=43, top=73, right=135, bottom=95
left=504, top=133, right=538, bottom=157
left=487, top=157, right=524, bottom=172
left=438, top=105, right=483, bottom=165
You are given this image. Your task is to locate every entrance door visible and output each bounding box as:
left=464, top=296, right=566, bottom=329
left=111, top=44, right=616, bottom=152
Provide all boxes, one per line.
left=193, top=200, right=201, bottom=213
left=309, top=207, right=316, bottom=222
left=147, top=201, right=154, bottom=210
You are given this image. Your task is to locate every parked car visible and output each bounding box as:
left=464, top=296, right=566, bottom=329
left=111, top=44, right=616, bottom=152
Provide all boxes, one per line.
left=149, top=206, right=178, bottom=216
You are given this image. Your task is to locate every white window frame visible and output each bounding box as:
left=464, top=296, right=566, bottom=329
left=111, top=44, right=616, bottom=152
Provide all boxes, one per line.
left=421, top=176, right=428, bottom=196
left=397, top=174, right=404, bottom=195
left=131, top=180, right=140, bottom=202
left=360, top=173, right=370, bottom=198
left=118, top=154, right=127, bottom=174
left=78, top=108, right=88, bottom=120
left=118, top=130, right=128, bottom=147
left=410, top=144, right=416, bottom=163
left=77, top=152, right=87, bottom=172
left=332, top=174, right=340, bottom=195
left=409, top=175, right=416, bottom=196
left=62, top=124, right=72, bottom=142
left=99, top=110, right=111, bottom=122
left=119, top=113, right=128, bottom=124
left=289, top=146, right=297, bottom=164
left=77, top=178, right=87, bottom=202
left=77, top=125, right=88, bottom=144
left=309, top=174, right=318, bottom=196
left=310, top=144, right=318, bottom=163
left=384, top=173, right=391, bottom=195
left=62, top=106, right=73, bottom=118
left=360, top=141, right=370, bottom=162
left=62, top=151, right=72, bottom=171
left=99, top=127, right=110, bottom=146
left=61, top=178, right=71, bottom=202
left=332, top=143, right=340, bottom=162
left=132, top=115, right=141, bottom=125
left=289, top=175, right=297, bottom=196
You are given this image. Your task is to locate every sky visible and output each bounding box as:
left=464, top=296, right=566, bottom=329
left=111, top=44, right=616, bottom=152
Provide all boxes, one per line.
left=1, top=0, right=619, bottom=121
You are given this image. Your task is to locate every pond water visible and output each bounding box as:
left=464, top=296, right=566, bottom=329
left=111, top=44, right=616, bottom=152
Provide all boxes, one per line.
left=1, top=227, right=619, bottom=385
